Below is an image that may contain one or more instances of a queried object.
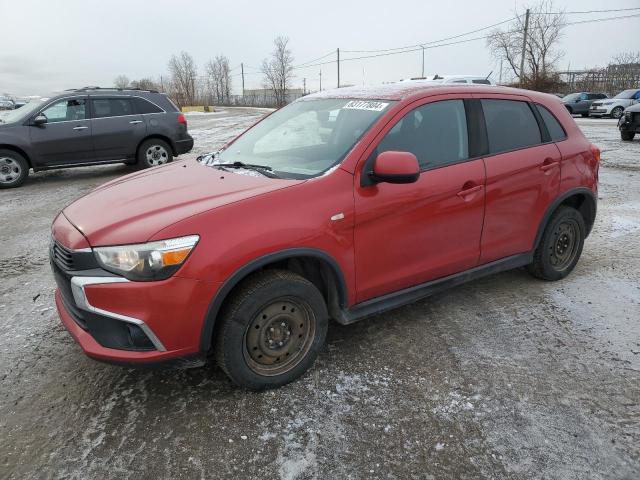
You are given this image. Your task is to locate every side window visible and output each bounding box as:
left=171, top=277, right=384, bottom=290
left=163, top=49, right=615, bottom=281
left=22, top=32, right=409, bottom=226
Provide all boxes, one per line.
left=41, top=98, right=86, bottom=123
left=634, top=90, right=640, bottom=100
left=91, top=98, right=134, bottom=118
left=579, top=93, right=588, bottom=101
left=377, top=100, right=469, bottom=169
left=536, top=104, right=566, bottom=141
left=481, top=99, right=541, bottom=154
left=132, top=97, right=163, bottom=114
left=472, top=79, right=491, bottom=85
left=587, top=94, right=597, bottom=100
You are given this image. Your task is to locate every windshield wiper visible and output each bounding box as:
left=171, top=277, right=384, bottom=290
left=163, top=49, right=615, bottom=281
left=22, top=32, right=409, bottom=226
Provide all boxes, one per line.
left=212, top=161, right=279, bottom=178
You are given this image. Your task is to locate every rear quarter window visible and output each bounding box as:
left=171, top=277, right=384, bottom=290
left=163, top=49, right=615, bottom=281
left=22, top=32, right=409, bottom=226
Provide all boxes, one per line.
left=535, top=104, right=566, bottom=141
left=132, top=97, right=164, bottom=114
left=481, top=99, right=542, bottom=154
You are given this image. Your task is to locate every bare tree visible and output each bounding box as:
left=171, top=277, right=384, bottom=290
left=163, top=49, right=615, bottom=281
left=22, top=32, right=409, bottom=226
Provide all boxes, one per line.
left=487, top=1, right=566, bottom=90
left=168, top=52, right=198, bottom=107
left=262, top=36, right=294, bottom=107
left=114, top=75, right=130, bottom=89
left=129, top=77, right=160, bottom=91
left=205, top=55, right=232, bottom=104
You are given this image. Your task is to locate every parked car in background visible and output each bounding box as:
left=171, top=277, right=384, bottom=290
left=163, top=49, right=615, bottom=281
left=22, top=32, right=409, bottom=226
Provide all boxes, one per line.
left=0, top=87, right=193, bottom=188
left=0, top=96, right=15, bottom=110
left=13, top=100, right=28, bottom=109
left=50, top=83, right=599, bottom=389
left=618, top=103, right=640, bottom=141
left=590, top=88, right=640, bottom=119
left=561, top=92, right=608, bottom=117
left=400, top=74, right=495, bottom=85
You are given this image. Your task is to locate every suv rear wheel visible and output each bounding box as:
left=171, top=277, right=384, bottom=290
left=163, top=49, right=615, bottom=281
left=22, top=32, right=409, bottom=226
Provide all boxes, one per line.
left=215, top=270, right=328, bottom=390
left=137, top=139, right=173, bottom=169
left=0, top=150, right=29, bottom=189
left=528, top=206, right=585, bottom=281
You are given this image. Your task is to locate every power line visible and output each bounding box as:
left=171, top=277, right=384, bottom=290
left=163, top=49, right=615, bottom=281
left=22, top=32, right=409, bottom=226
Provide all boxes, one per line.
left=342, top=16, right=516, bottom=54
left=294, top=50, right=335, bottom=68
left=543, top=7, right=640, bottom=15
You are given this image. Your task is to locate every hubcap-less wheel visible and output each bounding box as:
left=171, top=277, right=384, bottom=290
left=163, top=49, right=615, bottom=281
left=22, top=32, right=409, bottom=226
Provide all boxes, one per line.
left=244, top=298, right=316, bottom=376
left=145, top=145, right=169, bottom=166
left=611, top=107, right=624, bottom=119
left=0, top=157, right=22, bottom=184
left=549, top=220, right=579, bottom=270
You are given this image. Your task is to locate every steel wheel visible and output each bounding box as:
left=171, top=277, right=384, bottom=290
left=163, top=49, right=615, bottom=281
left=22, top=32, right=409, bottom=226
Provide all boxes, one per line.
left=145, top=145, right=169, bottom=166
left=0, top=156, right=23, bottom=185
left=243, top=297, right=316, bottom=376
left=548, top=220, right=580, bottom=271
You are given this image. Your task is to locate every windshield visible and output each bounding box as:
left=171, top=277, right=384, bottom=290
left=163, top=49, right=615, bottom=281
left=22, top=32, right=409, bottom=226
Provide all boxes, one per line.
left=0, top=99, right=45, bottom=124
left=562, top=93, right=580, bottom=101
left=613, top=89, right=638, bottom=99
left=214, top=98, right=393, bottom=179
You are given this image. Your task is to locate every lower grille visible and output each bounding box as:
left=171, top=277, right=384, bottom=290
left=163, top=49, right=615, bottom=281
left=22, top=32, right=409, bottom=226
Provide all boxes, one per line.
left=52, top=241, right=75, bottom=270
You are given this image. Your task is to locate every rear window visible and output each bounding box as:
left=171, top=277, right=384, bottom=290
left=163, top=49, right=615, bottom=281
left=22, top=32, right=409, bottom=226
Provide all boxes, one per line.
left=472, top=79, right=491, bottom=84
left=133, top=97, right=163, bottom=114
left=536, top=104, right=566, bottom=141
left=481, top=99, right=541, bottom=154
left=92, top=98, right=133, bottom=118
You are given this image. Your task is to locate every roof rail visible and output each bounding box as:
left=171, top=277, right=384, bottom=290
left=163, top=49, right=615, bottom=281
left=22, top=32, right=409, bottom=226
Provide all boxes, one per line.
left=65, top=86, right=159, bottom=93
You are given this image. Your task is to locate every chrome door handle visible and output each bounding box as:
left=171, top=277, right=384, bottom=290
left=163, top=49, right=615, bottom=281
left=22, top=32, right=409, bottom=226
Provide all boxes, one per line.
left=73, top=126, right=88, bottom=130
left=129, top=120, right=142, bottom=124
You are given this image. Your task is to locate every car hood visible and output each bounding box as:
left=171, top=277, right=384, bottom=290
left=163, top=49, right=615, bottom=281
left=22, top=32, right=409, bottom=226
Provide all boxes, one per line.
left=63, top=160, right=303, bottom=246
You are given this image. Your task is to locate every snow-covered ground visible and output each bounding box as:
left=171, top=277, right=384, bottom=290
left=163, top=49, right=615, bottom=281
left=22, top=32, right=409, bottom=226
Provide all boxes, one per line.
left=0, top=112, right=639, bottom=479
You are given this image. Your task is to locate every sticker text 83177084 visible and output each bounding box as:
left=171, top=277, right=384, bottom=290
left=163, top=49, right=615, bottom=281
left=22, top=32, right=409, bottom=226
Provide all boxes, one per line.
left=342, top=100, right=389, bottom=112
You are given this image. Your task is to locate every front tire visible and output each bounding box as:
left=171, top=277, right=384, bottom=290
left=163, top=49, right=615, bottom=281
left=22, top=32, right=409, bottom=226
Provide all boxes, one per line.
left=581, top=112, right=589, bottom=118
left=136, top=139, right=173, bottom=169
left=610, top=106, right=624, bottom=119
left=527, top=206, right=585, bottom=281
left=621, top=131, right=635, bottom=141
left=0, top=149, right=29, bottom=189
left=215, top=270, right=328, bottom=390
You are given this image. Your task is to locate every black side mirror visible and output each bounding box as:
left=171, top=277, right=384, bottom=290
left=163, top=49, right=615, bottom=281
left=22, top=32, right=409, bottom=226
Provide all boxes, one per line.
left=32, top=114, right=47, bottom=126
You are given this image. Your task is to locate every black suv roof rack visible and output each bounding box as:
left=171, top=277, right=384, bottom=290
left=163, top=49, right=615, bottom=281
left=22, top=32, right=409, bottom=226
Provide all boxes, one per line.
left=65, top=86, right=160, bottom=93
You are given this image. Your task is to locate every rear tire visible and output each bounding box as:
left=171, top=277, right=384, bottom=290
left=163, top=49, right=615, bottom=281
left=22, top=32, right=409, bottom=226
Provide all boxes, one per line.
left=136, top=139, right=173, bottom=169
left=621, top=131, right=635, bottom=141
left=0, top=149, right=29, bottom=189
left=581, top=112, right=589, bottom=118
left=527, top=206, right=585, bottom=281
left=215, top=270, right=328, bottom=390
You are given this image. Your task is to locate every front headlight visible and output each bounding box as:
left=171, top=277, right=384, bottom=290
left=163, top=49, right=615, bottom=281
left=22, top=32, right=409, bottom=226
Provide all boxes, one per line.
left=94, top=235, right=199, bottom=281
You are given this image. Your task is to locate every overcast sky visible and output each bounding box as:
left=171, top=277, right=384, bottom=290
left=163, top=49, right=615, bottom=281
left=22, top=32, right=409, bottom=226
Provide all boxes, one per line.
left=1, top=0, right=639, bottom=96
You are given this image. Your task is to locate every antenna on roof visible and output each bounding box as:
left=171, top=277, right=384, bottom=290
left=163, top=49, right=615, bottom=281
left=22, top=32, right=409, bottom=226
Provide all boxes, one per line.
left=485, top=70, right=493, bottom=81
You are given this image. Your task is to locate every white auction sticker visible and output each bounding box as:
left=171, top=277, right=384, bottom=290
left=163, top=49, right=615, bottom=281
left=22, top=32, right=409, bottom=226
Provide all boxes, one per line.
left=343, top=100, right=389, bottom=112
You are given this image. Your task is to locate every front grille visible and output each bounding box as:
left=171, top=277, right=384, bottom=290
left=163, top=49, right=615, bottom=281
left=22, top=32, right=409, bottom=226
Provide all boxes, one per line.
left=52, top=241, right=75, bottom=270
left=51, top=261, right=88, bottom=329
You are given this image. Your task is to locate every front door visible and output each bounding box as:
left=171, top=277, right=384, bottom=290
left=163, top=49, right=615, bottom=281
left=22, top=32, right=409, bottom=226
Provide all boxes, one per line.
left=90, top=97, right=146, bottom=160
left=29, top=97, right=93, bottom=166
left=353, top=97, right=486, bottom=303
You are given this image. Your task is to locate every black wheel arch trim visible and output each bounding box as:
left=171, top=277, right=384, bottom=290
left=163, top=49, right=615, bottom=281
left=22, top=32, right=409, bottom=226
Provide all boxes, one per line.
left=199, top=247, right=348, bottom=354
left=534, top=187, right=597, bottom=249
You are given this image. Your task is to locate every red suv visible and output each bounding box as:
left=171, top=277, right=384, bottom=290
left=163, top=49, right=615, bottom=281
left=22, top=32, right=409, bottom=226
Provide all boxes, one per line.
left=50, top=84, right=599, bottom=389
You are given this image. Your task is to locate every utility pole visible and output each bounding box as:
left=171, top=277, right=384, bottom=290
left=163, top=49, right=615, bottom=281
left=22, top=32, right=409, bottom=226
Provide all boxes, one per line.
left=303, top=77, right=306, bottom=95
left=337, top=48, right=340, bottom=88
left=518, top=8, right=530, bottom=88
left=498, top=59, right=503, bottom=85
left=241, top=63, right=245, bottom=97
left=421, top=46, right=425, bottom=78
left=319, top=69, right=322, bottom=91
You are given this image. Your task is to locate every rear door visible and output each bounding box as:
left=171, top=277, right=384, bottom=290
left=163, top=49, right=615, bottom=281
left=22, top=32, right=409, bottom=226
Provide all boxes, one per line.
left=353, top=95, right=486, bottom=302
left=28, top=96, right=92, bottom=166
left=475, top=95, right=561, bottom=264
left=89, top=96, right=146, bottom=160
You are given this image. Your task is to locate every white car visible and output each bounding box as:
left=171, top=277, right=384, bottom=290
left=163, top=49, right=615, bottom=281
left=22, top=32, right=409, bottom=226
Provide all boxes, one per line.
left=590, top=88, right=640, bottom=119
left=399, top=75, right=495, bottom=85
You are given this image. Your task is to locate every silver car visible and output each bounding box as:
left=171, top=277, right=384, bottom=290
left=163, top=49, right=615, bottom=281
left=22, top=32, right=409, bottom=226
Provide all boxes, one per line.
left=590, top=88, right=640, bottom=119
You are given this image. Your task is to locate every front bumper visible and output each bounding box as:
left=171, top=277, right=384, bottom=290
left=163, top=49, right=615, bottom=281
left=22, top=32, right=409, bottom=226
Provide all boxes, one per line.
left=51, top=239, right=218, bottom=366
left=175, top=135, right=194, bottom=155
left=618, top=113, right=640, bottom=133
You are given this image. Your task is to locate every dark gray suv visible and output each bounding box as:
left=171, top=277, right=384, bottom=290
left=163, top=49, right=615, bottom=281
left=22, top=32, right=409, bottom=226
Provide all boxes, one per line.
left=0, top=87, right=194, bottom=188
